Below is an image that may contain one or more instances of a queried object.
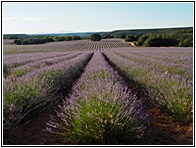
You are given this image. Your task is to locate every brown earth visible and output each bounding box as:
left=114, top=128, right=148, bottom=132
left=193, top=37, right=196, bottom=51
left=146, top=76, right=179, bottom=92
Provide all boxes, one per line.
left=121, top=39, right=136, bottom=47
left=3, top=98, right=66, bottom=145
left=135, top=102, right=193, bottom=145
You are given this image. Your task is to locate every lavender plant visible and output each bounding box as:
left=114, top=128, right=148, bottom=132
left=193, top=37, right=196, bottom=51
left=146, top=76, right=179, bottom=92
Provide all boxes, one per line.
left=112, top=48, right=192, bottom=81
left=11, top=52, right=81, bottom=77
left=103, top=50, right=193, bottom=123
left=47, top=52, right=148, bottom=144
left=3, top=40, right=89, bottom=54
left=4, top=52, right=70, bottom=67
left=77, top=41, right=131, bottom=51
left=3, top=39, right=128, bottom=54
left=3, top=52, right=93, bottom=129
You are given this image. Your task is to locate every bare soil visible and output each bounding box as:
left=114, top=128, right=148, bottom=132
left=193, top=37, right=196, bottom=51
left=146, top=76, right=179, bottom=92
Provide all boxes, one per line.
left=3, top=98, right=65, bottom=145
left=135, top=102, right=193, bottom=145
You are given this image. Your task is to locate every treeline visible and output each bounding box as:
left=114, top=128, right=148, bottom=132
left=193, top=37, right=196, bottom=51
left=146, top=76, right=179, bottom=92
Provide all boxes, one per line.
left=99, top=27, right=193, bottom=47
left=121, top=28, right=193, bottom=47
left=99, top=27, right=192, bottom=36
left=3, top=27, right=193, bottom=46
left=3, top=34, right=28, bottom=39
left=4, top=35, right=82, bottom=45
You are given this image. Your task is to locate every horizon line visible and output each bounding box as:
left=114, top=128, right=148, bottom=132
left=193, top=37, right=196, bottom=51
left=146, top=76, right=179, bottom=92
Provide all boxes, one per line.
left=3, top=26, right=193, bottom=35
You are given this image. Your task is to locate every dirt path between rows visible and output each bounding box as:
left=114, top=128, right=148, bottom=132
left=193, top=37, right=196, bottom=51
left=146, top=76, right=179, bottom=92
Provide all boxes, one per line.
left=3, top=95, right=70, bottom=145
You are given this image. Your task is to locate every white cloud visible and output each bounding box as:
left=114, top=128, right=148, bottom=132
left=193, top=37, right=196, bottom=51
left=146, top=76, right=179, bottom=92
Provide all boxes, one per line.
left=3, top=17, right=47, bottom=21
left=3, top=17, right=20, bottom=21
left=22, top=17, right=32, bottom=21
left=34, top=17, right=47, bottom=21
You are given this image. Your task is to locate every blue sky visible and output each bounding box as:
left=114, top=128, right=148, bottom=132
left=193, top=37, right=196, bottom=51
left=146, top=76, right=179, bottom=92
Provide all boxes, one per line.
left=2, top=2, right=194, bottom=34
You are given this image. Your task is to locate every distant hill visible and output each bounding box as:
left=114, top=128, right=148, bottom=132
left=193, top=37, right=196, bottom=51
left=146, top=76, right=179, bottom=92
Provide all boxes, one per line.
left=55, top=32, right=95, bottom=37
left=31, top=32, right=96, bottom=37
left=98, top=27, right=193, bottom=38
left=3, top=34, right=28, bottom=39
left=3, top=32, right=96, bottom=38
left=3, top=27, right=193, bottom=38
left=3, top=34, right=28, bottom=36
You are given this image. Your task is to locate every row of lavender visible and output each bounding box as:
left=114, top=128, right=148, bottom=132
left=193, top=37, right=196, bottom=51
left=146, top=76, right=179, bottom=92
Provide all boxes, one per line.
left=103, top=49, right=193, bottom=123
left=4, top=51, right=75, bottom=68
left=47, top=52, right=148, bottom=144
left=77, top=41, right=131, bottom=51
left=3, top=52, right=93, bottom=129
left=120, top=47, right=193, bottom=64
left=4, top=52, right=82, bottom=78
left=111, top=47, right=193, bottom=81
left=4, top=40, right=131, bottom=54
left=3, top=40, right=89, bottom=54
left=4, top=52, right=71, bottom=78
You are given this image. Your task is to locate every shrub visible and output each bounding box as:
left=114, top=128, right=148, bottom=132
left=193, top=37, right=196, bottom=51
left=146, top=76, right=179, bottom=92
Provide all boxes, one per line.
left=178, top=39, right=193, bottom=47
left=21, top=39, right=29, bottom=45
left=90, top=34, right=102, bottom=41
left=135, top=35, right=149, bottom=46
left=125, top=34, right=136, bottom=42
left=14, top=39, right=22, bottom=45
left=120, top=34, right=126, bottom=39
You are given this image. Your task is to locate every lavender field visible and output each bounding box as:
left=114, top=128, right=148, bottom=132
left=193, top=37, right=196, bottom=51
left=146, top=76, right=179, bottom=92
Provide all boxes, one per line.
left=3, top=39, right=193, bottom=145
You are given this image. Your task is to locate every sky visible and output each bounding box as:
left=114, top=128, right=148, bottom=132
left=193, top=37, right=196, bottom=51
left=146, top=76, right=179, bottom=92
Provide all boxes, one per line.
left=2, top=2, right=194, bottom=34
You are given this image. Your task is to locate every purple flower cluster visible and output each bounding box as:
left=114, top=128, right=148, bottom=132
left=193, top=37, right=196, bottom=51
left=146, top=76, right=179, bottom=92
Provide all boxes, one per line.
left=111, top=48, right=193, bottom=82
left=4, top=39, right=132, bottom=55
left=77, top=41, right=131, bottom=51
left=3, top=52, right=93, bottom=128
left=3, top=52, right=72, bottom=68
left=3, top=40, right=89, bottom=54
left=11, top=52, right=81, bottom=77
left=47, top=51, right=148, bottom=144
left=103, top=49, right=193, bottom=123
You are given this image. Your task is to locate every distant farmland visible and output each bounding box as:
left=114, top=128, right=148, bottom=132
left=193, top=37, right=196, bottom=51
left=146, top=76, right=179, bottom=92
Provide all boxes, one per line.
left=3, top=39, right=193, bottom=145
left=3, top=38, right=131, bottom=54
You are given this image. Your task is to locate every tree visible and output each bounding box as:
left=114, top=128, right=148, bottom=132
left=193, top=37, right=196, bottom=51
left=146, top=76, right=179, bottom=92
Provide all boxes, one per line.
left=90, top=34, right=102, bottom=41
left=136, top=35, right=149, bottom=46
left=142, top=36, right=178, bottom=47
left=58, top=36, right=66, bottom=41
left=72, top=36, right=81, bottom=40
left=65, top=36, right=72, bottom=41
left=44, top=36, right=55, bottom=42
left=178, top=39, right=193, bottom=47
left=21, top=39, right=29, bottom=45
left=31, top=38, right=39, bottom=44
left=14, top=39, right=22, bottom=45
left=120, top=34, right=126, bottom=39
left=143, top=36, right=162, bottom=47
left=134, top=34, right=142, bottom=40
left=125, top=34, right=136, bottom=42
left=53, top=36, right=60, bottom=41
left=102, top=34, right=113, bottom=39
